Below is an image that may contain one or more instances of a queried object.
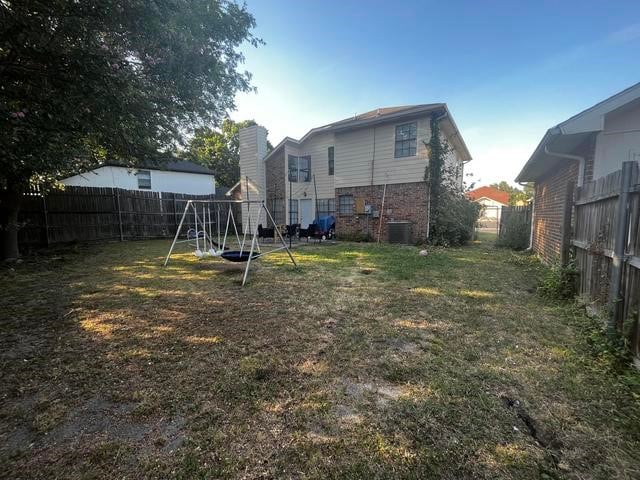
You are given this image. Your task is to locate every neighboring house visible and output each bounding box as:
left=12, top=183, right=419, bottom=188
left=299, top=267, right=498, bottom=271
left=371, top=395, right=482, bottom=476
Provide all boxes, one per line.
left=61, top=160, right=216, bottom=195
left=516, top=82, right=640, bottom=263
left=466, top=186, right=510, bottom=229
left=239, top=104, right=471, bottom=243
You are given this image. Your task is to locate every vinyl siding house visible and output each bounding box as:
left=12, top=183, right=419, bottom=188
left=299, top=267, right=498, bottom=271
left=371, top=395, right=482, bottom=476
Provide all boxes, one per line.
left=239, top=104, right=471, bottom=243
left=516, top=82, right=640, bottom=263
left=61, top=160, right=216, bottom=195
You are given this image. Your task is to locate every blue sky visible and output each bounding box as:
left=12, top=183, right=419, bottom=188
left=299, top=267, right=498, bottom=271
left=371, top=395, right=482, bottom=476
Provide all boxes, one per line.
left=231, top=1, right=640, bottom=186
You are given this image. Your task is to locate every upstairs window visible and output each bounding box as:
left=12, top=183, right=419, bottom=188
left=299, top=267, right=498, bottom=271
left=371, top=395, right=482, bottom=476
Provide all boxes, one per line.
left=288, top=155, right=311, bottom=182
left=338, top=194, right=354, bottom=215
left=288, top=155, right=298, bottom=182
left=328, top=146, right=335, bottom=175
left=137, top=169, right=151, bottom=189
left=298, top=156, right=311, bottom=182
left=394, top=122, right=417, bottom=158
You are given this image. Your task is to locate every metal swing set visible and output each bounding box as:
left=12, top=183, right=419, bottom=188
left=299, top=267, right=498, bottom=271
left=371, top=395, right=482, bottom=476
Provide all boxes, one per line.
left=163, top=196, right=297, bottom=286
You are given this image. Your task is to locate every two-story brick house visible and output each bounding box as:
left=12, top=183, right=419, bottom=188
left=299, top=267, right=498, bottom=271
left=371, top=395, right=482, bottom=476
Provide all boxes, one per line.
left=239, top=104, right=471, bottom=243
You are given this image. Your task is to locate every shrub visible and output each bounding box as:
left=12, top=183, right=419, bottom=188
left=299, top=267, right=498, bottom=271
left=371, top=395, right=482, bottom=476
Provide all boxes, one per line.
left=505, top=252, right=540, bottom=267
left=497, top=214, right=530, bottom=250
left=538, top=259, right=578, bottom=300
left=429, top=189, right=481, bottom=247
left=338, top=232, right=373, bottom=242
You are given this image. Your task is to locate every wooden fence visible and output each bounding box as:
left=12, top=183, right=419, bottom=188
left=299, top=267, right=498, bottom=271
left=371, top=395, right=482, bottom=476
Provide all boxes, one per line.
left=572, top=161, right=640, bottom=358
left=18, top=186, right=241, bottom=249
left=497, top=204, right=533, bottom=251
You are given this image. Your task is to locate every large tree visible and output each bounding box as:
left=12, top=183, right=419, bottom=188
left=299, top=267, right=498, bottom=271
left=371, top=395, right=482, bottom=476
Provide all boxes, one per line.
left=0, top=0, right=259, bottom=260
left=184, top=119, right=273, bottom=188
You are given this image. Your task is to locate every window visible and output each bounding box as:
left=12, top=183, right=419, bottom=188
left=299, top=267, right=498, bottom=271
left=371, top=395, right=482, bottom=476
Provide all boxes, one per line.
left=288, top=155, right=298, bottom=182
left=137, top=169, right=151, bottom=189
left=317, top=198, right=335, bottom=218
left=394, top=122, right=417, bottom=158
left=270, top=198, right=285, bottom=226
left=338, top=195, right=354, bottom=215
left=298, top=156, right=311, bottom=182
left=328, top=146, right=334, bottom=175
left=288, top=155, right=311, bottom=182
left=288, top=199, right=299, bottom=224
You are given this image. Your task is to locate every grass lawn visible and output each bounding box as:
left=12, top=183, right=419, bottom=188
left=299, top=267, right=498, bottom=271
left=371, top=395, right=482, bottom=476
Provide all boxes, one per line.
left=1, top=234, right=639, bottom=479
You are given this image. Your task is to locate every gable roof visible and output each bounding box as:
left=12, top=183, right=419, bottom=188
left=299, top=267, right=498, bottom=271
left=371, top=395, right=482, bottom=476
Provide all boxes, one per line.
left=263, top=103, right=472, bottom=163
left=466, top=186, right=510, bottom=205
left=516, top=82, right=640, bottom=182
left=159, top=160, right=215, bottom=175
left=105, top=159, right=215, bottom=176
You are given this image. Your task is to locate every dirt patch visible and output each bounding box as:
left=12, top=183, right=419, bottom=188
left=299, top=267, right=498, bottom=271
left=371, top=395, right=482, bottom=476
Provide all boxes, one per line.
left=3, top=395, right=186, bottom=458
left=341, top=379, right=405, bottom=406
left=334, top=404, right=363, bottom=426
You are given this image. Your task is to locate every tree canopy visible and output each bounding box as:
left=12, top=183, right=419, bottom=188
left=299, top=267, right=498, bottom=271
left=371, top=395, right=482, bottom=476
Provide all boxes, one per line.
left=490, top=181, right=534, bottom=205
left=184, top=119, right=273, bottom=188
left=0, top=0, right=259, bottom=259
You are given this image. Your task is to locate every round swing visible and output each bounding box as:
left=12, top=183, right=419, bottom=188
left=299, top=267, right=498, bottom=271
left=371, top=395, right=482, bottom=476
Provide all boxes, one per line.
left=219, top=250, right=258, bottom=263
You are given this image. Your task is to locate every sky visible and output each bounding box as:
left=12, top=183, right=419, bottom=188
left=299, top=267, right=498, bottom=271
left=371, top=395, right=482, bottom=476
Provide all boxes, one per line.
left=230, top=1, right=640, bottom=187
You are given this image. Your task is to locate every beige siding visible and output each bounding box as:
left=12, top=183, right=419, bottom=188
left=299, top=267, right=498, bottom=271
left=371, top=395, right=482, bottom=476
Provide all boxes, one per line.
left=593, top=101, right=640, bottom=178
left=272, top=114, right=467, bottom=222
left=285, top=134, right=336, bottom=222
left=334, top=116, right=432, bottom=187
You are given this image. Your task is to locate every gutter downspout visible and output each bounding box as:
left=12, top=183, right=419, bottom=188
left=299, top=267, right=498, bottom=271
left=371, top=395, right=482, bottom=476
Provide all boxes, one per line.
left=524, top=188, right=535, bottom=250
left=543, top=145, right=585, bottom=187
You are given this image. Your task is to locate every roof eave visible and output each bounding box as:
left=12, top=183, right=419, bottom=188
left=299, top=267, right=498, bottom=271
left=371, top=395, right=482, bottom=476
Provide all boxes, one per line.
left=515, top=130, right=555, bottom=183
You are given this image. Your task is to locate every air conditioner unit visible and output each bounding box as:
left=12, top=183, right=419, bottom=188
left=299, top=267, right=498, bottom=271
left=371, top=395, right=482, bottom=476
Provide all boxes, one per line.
left=387, top=221, right=411, bottom=244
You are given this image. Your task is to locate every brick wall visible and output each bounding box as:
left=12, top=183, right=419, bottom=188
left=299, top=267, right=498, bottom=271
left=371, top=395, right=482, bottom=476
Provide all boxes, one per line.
left=532, top=161, right=578, bottom=264
left=265, top=152, right=285, bottom=225
left=335, top=182, right=429, bottom=243
left=531, top=133, right=596, bottom=264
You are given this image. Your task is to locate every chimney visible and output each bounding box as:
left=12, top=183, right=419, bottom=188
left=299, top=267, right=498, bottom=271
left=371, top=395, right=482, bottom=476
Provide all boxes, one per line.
left=238, top=124, right=268, bottom=231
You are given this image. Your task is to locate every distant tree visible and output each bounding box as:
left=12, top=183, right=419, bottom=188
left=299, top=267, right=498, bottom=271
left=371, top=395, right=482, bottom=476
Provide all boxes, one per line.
left=490, top=181, right=519, bottom=195
left=510, top=183, right=534, bottom=205
left=490, top=181, right=533, bottom=205
left=0, top=0, right=259, bottom=260
left=184, top=119, right=273, bottom=187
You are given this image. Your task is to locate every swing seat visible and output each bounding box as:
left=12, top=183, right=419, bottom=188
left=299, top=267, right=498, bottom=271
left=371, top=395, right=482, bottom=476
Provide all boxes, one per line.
left=220, top=251, right=258, bottom=263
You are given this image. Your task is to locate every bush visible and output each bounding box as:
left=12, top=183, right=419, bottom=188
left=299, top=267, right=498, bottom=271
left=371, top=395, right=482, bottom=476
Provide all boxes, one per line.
left=338, top=232, right=373, bottom=242
left=497, top=214, right=530, bottom=250
left=429, top=190, right=481, bottom=247
left=538, top=259, right=578, bottom=300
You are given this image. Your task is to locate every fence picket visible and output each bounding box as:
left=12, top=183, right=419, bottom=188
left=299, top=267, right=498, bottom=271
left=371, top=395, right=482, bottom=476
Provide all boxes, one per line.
left=572, top=161, right=639, bottom=357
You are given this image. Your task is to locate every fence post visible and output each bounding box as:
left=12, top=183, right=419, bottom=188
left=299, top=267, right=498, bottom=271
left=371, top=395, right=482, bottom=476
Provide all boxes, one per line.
left=560, top=181, right=575, bottom=266
left=173, top=196, right=179, bottom=232
left=115, top=188, right=124, bottom=241
left=607, top=161, right=634, bottom=336
left=42, top=194, right=50, bottom=247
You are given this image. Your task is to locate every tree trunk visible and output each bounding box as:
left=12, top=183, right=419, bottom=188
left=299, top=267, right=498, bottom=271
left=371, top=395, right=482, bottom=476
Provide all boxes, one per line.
left=0, top=188, right=22, bottom=261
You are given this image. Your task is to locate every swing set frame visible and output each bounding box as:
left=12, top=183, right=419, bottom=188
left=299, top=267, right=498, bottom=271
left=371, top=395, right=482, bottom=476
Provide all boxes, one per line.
left=163, top=198, right=297, bottom=286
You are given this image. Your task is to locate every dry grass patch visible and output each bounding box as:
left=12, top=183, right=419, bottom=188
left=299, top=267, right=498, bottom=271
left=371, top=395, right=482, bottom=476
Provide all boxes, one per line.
left=0, top=236, right=639, bottom=479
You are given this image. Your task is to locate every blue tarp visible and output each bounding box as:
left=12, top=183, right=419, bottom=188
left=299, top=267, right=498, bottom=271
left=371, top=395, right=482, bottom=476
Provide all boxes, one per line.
left=314, top=215, right=335, bottom=233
